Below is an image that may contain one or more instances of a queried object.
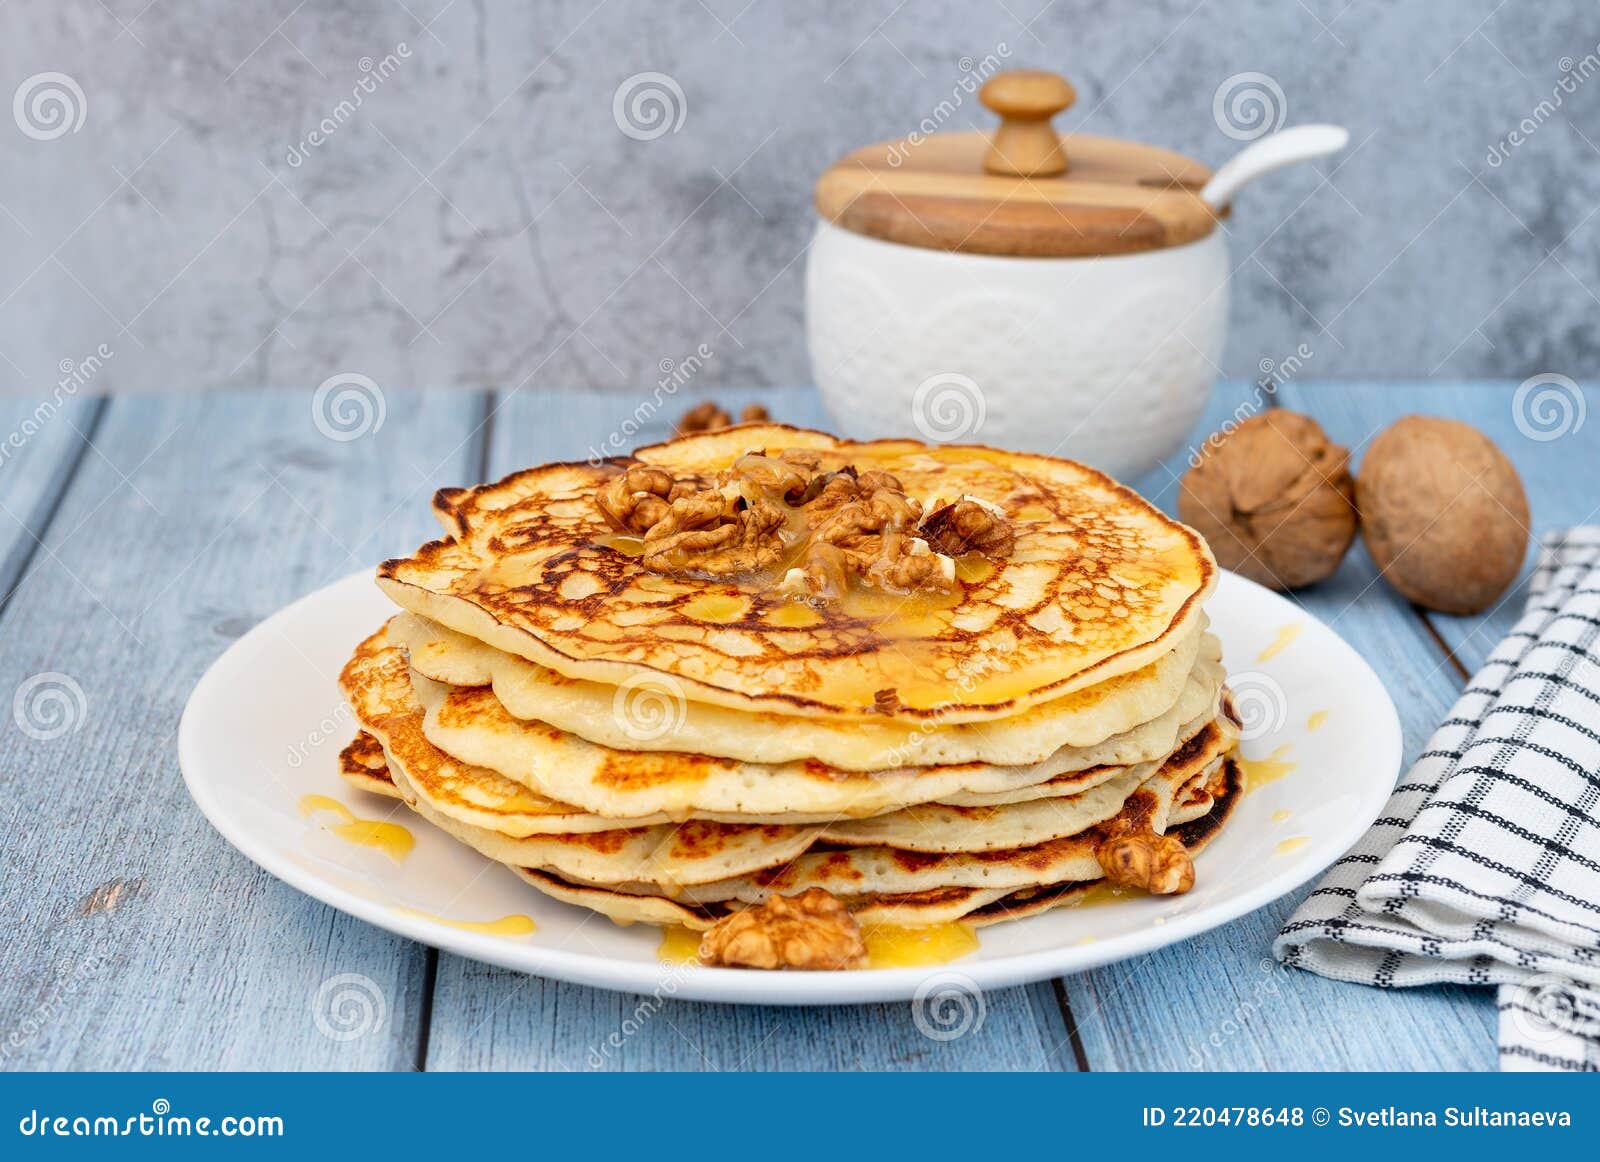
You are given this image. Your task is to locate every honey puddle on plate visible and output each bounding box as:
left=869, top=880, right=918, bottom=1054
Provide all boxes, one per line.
left=1239, top=746, right=1297, bottom=794
left=1074, top=882, right=1138, bottom=908
left=656, top=922, right=980, bottom=969
left=657, top=926, right=703, bottom=964
left=398, top=907, right=537, bottom=937
left=1307, top=710, right=1329, bottom=731
left=862, top=922, right=979, bottom=968
left=1271, top=808, right=1293, bottom=824
left=1275, top=836, right=1310, bottom=856
left=298, top=795, right=414, bottom=862
left=1257, top=622, right=1303, bottom=663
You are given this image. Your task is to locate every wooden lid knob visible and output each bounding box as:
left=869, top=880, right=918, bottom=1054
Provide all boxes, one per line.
left=979, top=69, right=1075, bottom=177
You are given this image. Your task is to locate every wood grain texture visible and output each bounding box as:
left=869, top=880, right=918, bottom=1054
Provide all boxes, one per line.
left=1061, top=379, right=1498, bottom=1071
left=0, top=389, right=486, bottom=1070
left=814, top=132, right=1215, bottom=257
left=431, top=385, right=1083, bottom=1070
left=0, top=395, right=103, bottom=606
left=1, top=382, right=1529, bottom=1071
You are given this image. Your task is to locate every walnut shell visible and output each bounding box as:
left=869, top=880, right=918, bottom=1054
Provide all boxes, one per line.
left=1179, top=411, right=1357, bottom=590
left=1357, top=415, right=1529, bottom=615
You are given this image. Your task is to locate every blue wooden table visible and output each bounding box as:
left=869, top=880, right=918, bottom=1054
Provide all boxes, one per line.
left=2, top=378, right=1590, bottom=1072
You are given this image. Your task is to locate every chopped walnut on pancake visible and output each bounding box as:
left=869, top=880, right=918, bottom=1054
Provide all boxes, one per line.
left=698, top=888, right=868, bottom=970
left=593, top=450, right=1015, bottom=603
left=920, top=496, right=1017, bottom=557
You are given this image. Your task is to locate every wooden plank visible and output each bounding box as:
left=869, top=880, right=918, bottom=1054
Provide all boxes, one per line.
left=0, top=388, right=486, bottom=1070
left=1061, top=379, right=1497, bottom=1070
left=0, top=393, right=103, bottom=605
left=427, top=972, right=1077, bottom=1072
left=427, top=386, right=1081, bottom=1070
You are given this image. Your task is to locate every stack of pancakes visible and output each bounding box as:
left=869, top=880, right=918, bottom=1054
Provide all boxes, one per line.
left=337, top=425, right=1240, bottom=944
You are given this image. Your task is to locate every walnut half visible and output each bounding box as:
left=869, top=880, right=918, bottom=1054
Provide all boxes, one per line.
left=919, top=497, right=1016, bottom=558
left=1092, top=792, right=1195, bottom=895
left=698, top=888, right=868, bottom=970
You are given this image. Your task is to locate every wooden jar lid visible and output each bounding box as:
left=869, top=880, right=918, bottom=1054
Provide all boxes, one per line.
left=813, top=69, right=1217, bottom=258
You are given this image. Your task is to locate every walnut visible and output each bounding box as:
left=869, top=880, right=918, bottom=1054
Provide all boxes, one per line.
left=592, top=445, right=1007, bottom=600
left=798, top=541, right=850, bottom=598
left=1357, top=415, right=1529, bottom=614
left=596, top=467, right=690, bottom=534
left=676, top=401, right=730, bottom=435
left=676, top=401, right=772, bottom=436
left=920, top=498, right=1016, bottom=557
left=731, top=453, right=810, bottom=503
left=1094, top=793, right=1195, bottom=894
left=1179, top=411, right=1357, bottom=590
left=698, top=888, right=867, bottom=970
left=642, top=494, right=789, bottom=577
left=864, top=531, right=953, bottom=593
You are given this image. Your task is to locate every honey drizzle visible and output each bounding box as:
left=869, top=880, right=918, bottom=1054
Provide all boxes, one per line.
left=1239, top=745, right=1297, bottom=794
left=1257, top=622, right=1304, bottom=663
left=398, top=907, right=537, bottom=937
left=298, top=795, right=414, bottom=862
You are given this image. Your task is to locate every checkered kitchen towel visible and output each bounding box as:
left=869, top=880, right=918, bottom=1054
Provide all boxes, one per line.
left=1275, top=527, right=1600, bottom=1072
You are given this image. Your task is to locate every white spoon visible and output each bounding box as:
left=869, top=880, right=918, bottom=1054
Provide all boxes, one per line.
left=1200, top=124, right=1351, bottom=211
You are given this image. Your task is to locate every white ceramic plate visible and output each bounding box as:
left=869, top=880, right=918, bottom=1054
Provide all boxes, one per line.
left=181, top=569, right=1401, bottom=1005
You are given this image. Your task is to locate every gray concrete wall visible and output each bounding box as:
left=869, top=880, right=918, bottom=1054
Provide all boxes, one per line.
left=2, top=0, right=1596, bottom=396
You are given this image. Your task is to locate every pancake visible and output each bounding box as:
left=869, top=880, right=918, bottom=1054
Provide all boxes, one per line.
left=338, top=732, right=400, bottom=799
left=384, top=753, right=823, bottom=887
left=341, top=624, right=675, bottom=835
left=818, top=716, right=1236, bottom=853
left=509, top=759, right=1243, bottom=932
left=512, top=869, right=1016, bottom=930
left=964, top=756, right=1242, bottom=928
left=378, top=425, right=1215, bottom=722
left=648, top=748, right=1223, bottom=906
left=389, top=611, right=1210, bottom=771
left=409, top=648, right=1225, bottom=820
